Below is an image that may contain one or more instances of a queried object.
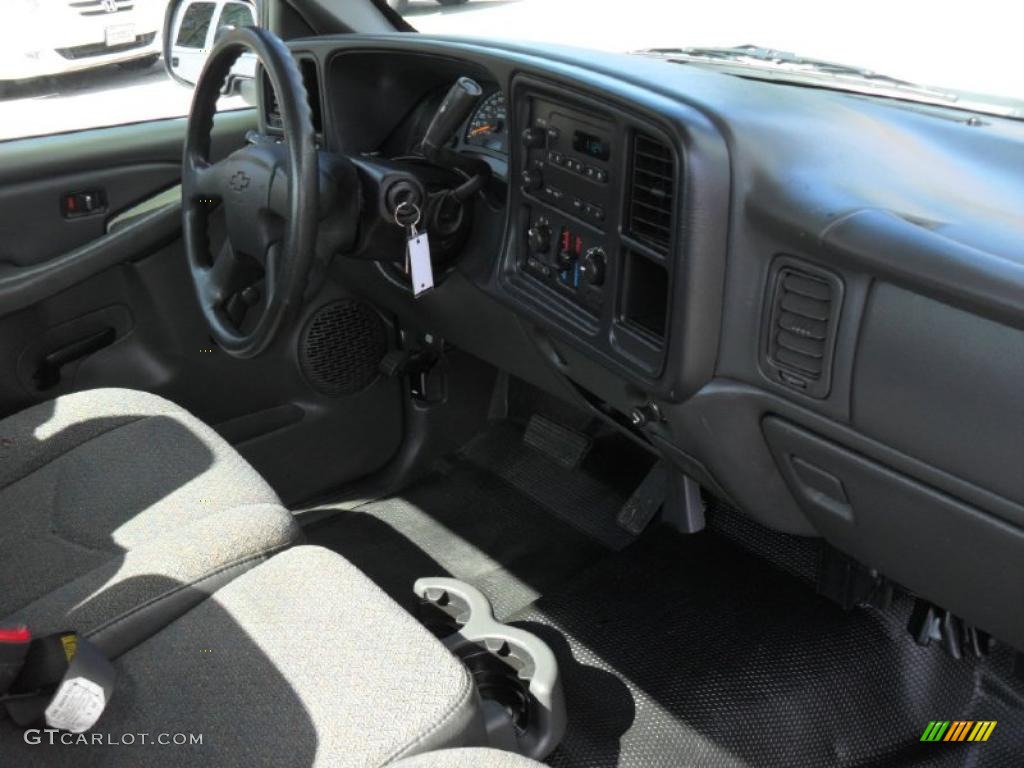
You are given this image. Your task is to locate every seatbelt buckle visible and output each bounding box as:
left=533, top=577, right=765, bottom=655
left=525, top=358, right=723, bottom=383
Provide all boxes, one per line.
left=2, top=630, right=116, bottom=733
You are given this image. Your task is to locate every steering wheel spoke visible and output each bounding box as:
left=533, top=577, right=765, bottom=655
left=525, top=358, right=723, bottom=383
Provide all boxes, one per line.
left=267, top=165, right=292, bottom=220
left=188, top=159, right=228, bottom=202
left=204, top=242, right=259, bottom=306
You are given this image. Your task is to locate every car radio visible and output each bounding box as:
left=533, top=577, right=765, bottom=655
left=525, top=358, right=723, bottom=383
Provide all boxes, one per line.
left=519, top=98, right=615, bottom=227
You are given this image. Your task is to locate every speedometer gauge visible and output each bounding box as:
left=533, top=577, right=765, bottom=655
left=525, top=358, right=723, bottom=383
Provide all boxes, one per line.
left=465, top=91, right=508, bottom=153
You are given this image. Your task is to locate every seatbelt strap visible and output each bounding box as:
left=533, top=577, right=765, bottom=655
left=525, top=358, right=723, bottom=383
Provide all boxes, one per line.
left=0, top=627, right=116, bottom=733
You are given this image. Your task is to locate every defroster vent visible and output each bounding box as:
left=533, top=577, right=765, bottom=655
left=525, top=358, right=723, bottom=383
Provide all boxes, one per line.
left=765, top=260, right=843, bottom=398
left=627, top=132, right=676, bottom=254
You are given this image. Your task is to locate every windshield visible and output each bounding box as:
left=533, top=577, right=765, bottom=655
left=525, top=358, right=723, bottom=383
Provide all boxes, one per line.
left=398, top=0, right=1024, bottom=116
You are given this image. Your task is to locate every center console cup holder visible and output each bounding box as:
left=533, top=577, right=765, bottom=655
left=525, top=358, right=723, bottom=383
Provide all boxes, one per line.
left=414, top=577, right=566, bottom=761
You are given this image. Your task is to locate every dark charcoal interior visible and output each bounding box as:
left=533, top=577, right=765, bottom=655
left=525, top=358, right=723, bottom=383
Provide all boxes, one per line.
left=2, top=6, right=1023, bottom=765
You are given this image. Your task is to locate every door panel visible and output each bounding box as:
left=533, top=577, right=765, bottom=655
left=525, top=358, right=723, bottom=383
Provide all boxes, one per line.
left=0, top=113, right=403, bottom=505
left=0, top=164, right=180, bottom=267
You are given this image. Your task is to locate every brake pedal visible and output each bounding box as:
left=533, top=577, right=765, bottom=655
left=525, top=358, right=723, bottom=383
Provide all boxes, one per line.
left=523, top=414, right=591, bottom=469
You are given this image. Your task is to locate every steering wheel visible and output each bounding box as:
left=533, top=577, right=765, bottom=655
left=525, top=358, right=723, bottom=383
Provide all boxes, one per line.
left=182, top=27, right=318, bottom=359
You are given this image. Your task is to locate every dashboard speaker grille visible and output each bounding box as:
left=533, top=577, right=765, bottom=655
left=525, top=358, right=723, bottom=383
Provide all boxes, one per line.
left=627, top=132, right=676, bottom=253
left=766, top=262, right=842, bottom=397
left=299, top=301, right=388, bottom=397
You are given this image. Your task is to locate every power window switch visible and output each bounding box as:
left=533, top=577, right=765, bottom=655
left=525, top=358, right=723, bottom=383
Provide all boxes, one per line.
left=62, top=190, right=106, bottom=218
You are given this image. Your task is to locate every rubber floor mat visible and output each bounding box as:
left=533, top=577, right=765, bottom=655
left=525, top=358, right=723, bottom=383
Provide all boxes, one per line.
left=512, top=526, right=1024, bottom=768
left=462, top=422, right=638, bottom=550
left=304, top=458, right=608, bottom=619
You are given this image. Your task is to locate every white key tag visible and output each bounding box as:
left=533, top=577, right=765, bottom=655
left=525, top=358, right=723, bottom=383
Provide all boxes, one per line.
left=408, top=228, right=434, bottom=298
left=395, top=201, right=434, bottom=298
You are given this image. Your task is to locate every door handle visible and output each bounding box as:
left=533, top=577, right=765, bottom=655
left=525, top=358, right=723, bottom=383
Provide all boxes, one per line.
left=61, top=190, right=107, bottom=219
left=33, top=327, right=116, bottom=390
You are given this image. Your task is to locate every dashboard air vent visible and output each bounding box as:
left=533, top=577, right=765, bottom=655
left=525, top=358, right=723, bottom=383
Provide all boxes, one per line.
left=765, top=261, right=843, bottom=398
left=627, top=132, right=675, bottom=253
left=264, top=58, right=322, bottom=134
left=265, top=84, right=282, bottom=130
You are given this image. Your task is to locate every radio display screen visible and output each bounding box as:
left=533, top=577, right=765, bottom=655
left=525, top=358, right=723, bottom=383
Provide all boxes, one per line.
left=573, top=130, right=611, bottom=162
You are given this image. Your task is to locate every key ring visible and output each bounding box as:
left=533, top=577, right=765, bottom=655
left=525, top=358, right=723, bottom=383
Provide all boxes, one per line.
left=394, top=201, right=421, bottom=230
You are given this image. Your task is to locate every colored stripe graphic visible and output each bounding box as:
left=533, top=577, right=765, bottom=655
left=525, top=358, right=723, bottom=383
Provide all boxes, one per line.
left=921, top=720, right=996, bottom=742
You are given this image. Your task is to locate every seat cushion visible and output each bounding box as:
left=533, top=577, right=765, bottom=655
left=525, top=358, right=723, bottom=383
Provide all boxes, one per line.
left=0, top=546, right=484, bottom=767
left=389, top=749, right=546, bottom=767
left=0, top=388, right=300, bottom=650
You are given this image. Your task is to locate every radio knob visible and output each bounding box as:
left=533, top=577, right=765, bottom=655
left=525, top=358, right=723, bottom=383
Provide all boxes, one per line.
left=521, top=127, right=547, bottom=149
left=521, top=167, right=544, bottom=191
left=527, top=223, right=552, bottom=254
left=581, top=247, right=607, bottom=287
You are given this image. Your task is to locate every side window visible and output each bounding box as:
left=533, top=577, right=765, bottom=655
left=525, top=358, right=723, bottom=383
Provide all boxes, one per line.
left=0, top=0, right=256, bottom=143
left=176, top=3, right=218, bottom=49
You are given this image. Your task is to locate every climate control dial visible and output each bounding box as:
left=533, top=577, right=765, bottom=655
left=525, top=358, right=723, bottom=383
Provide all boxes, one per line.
left=581, top=247, right=607, bottom=287
left=527, top=221, right=552, bottom=254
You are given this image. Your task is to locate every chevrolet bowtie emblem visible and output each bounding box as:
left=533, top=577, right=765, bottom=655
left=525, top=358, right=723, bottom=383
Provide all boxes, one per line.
left=229, top=171, right=251, bottom=193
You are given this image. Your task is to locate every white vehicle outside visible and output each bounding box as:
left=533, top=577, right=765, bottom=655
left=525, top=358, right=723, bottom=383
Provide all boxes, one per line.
left=168, top=0, right=257, bottom=85
left=0, top=0, right=163, bottom=82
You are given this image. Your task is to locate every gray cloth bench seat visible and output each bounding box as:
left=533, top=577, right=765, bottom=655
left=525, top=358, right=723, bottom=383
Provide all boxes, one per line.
left=1, top=546, right=485, bottom=767
left=0, top=389, right=489, bottom=766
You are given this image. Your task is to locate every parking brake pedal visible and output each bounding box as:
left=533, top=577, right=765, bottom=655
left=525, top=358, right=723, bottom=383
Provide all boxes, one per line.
left=617, top=462, right=667, bottom=535
left=523, top=414, right=591, bottom=469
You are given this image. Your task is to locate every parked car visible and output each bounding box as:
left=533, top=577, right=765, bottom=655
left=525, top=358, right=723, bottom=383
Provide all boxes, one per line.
left=0, top=0, right=163, bottom=84
left=167, top=0, right=257, bottom=85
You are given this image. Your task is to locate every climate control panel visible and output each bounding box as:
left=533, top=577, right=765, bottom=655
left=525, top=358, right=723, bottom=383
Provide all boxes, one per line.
left=522, top=210, right=609, bottom=312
